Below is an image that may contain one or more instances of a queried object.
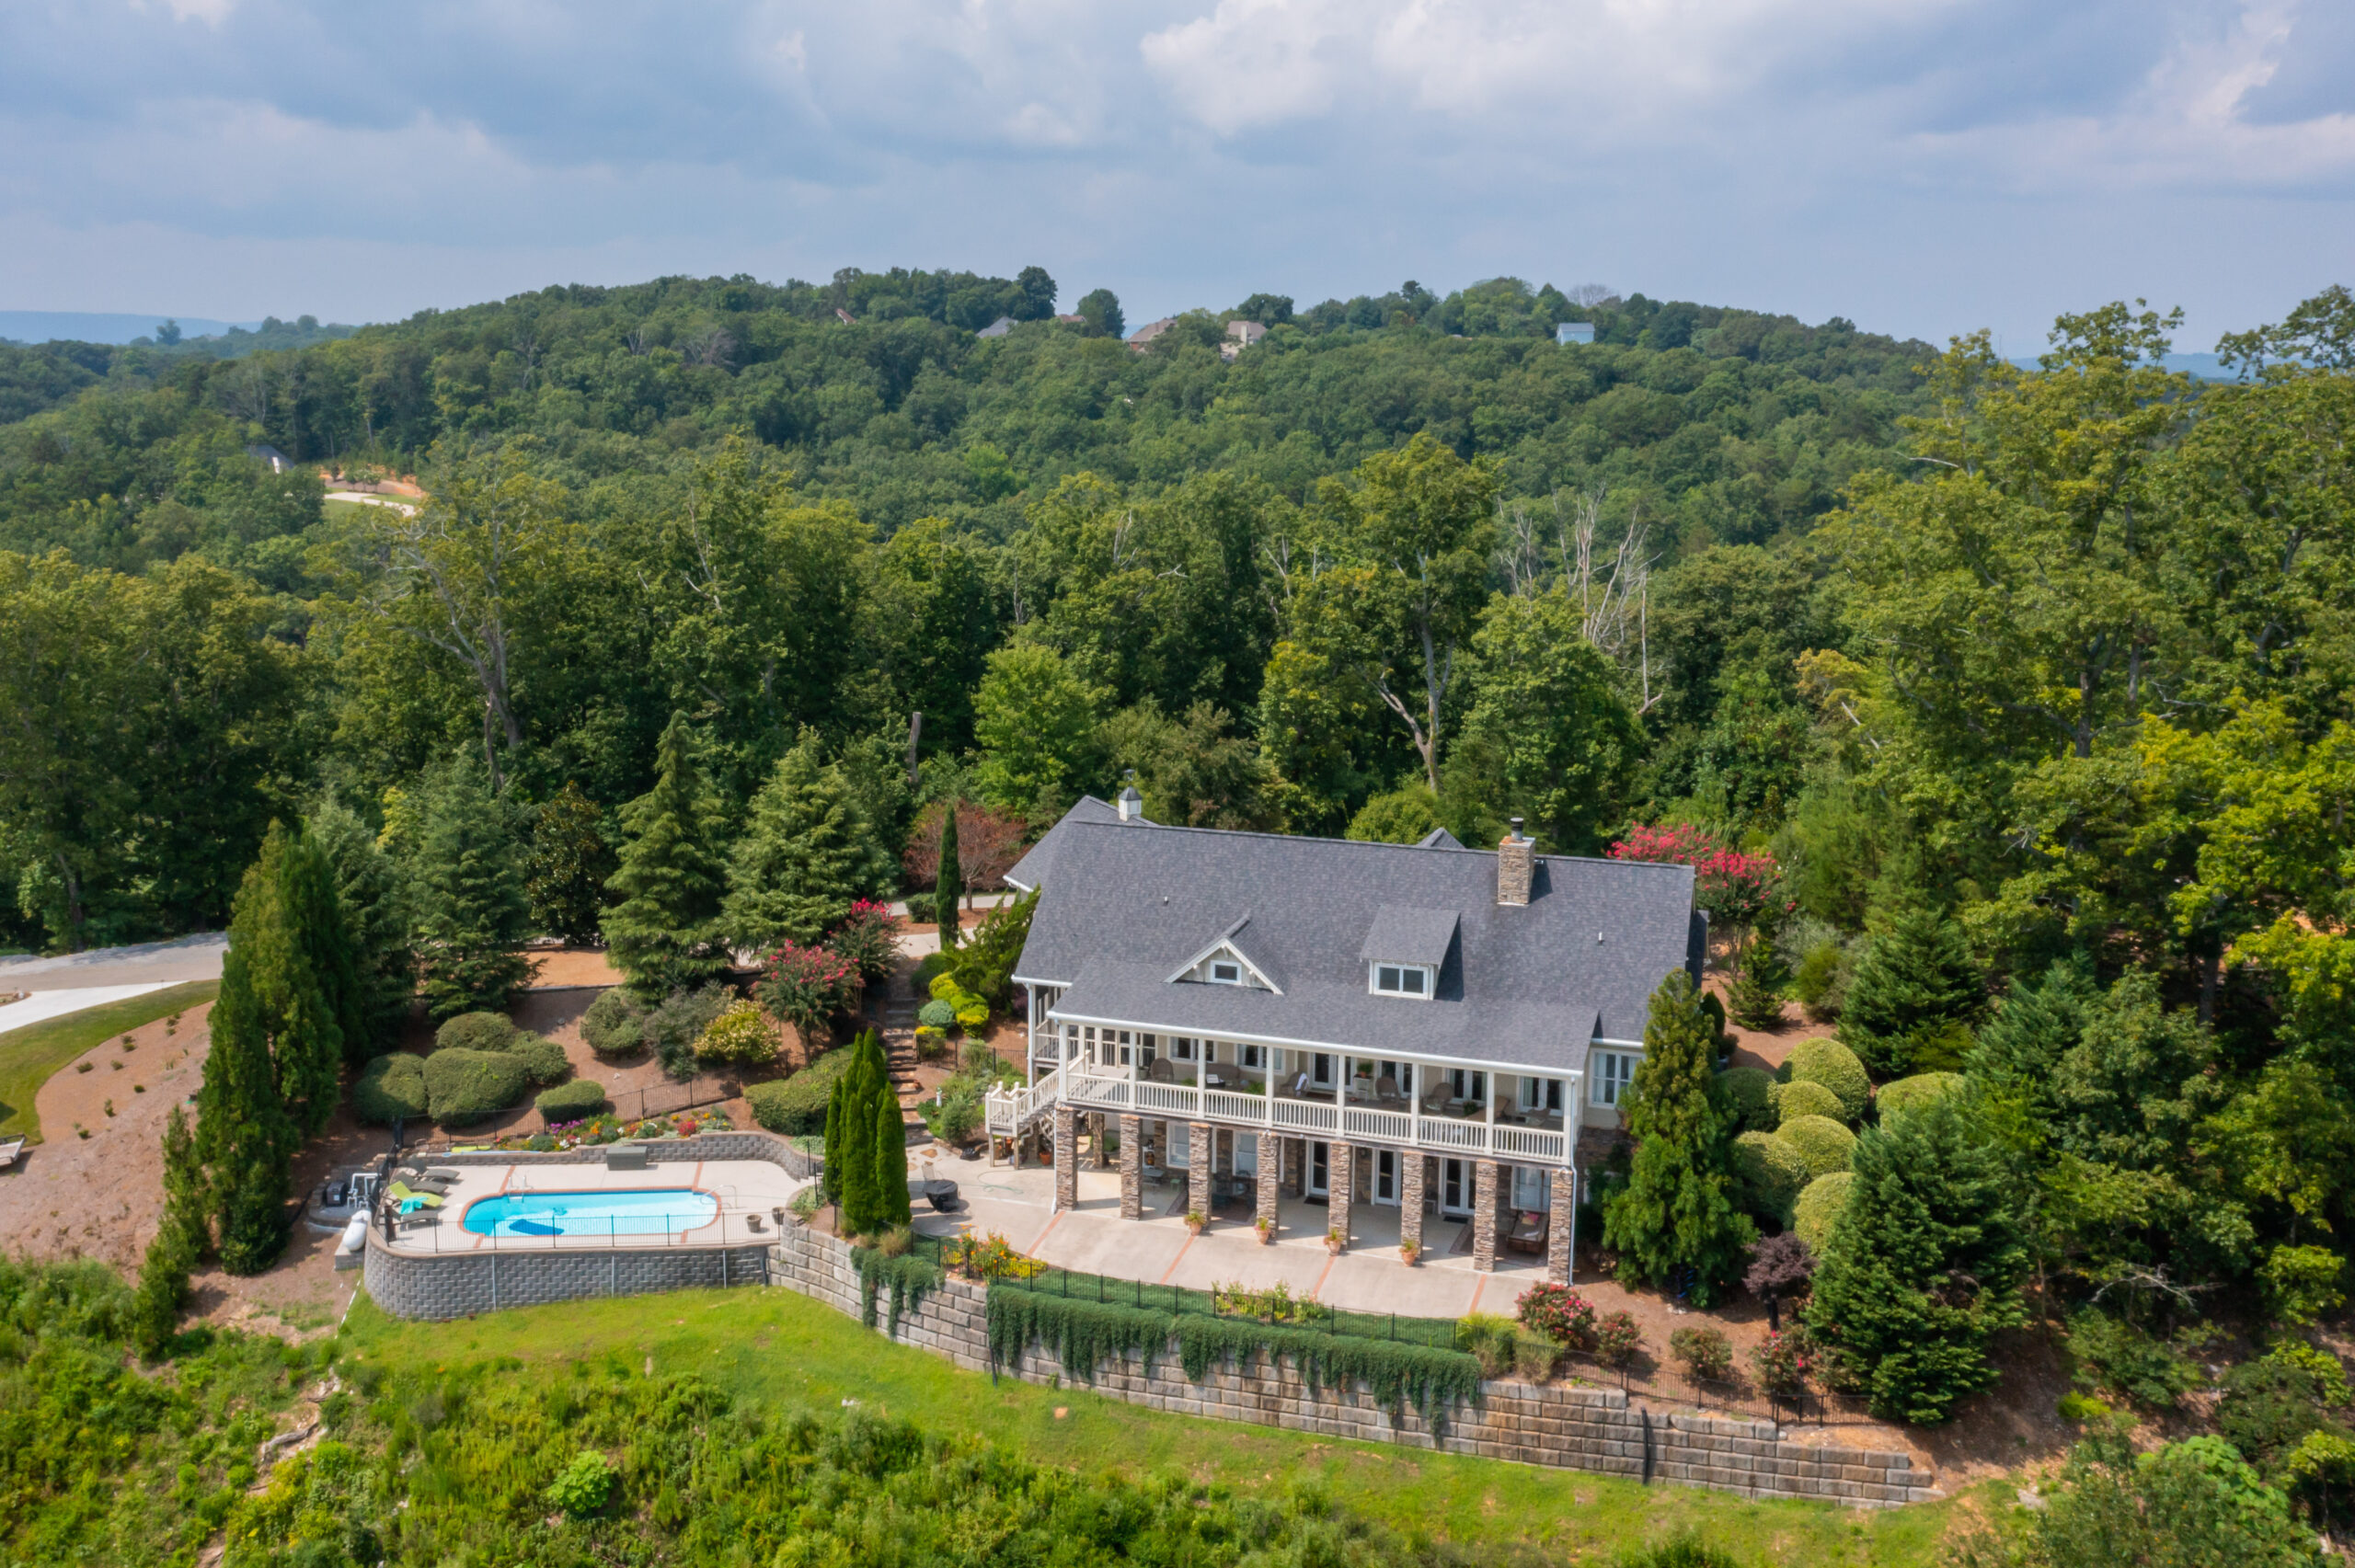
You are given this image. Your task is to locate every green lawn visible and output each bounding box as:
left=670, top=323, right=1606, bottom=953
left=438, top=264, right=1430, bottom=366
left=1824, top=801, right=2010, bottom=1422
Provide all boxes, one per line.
left=0, top=979, right=217, bottom=1142
left=340, top=1284, right=1975, bottom=1565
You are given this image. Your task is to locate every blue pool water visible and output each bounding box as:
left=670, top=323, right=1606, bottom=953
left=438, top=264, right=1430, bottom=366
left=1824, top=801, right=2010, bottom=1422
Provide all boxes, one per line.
left=463, top=1187, right=718, bottom=1238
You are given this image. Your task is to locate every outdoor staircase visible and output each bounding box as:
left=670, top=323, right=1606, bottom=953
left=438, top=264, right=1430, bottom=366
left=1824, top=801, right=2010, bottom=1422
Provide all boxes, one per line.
left=878, top=961, right=924, bottom=1116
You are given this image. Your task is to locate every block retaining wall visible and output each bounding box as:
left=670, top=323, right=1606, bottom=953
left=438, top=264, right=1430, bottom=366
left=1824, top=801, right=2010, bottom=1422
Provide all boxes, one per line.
left=767, top=1225, right=1936, bottom=1509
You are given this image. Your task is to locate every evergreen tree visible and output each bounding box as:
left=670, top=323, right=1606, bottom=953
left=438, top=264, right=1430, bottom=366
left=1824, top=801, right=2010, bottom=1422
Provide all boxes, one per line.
left=280, top=821, right=363, bottom=1115
left=526, top=781, right=617, bottom=946
left=1837, top=906, right=1984, bottom=1076
left=936, top=799, right=963, bottom=951
left=722, top=735, right=894, bottom=950
left=1807, top=1094, right=2031, bottom=1424
left=821, top=1074, right=845, bottom=1206
left=603, top=712, right=730, bottom=1001
left=406, top=749, right=534, bottom=1019
left=194, top=849, right=306, bottom=1275
left=308, top=794, right=414, bottom=1058
left=130, top=1105, right=206, bottom=1356
left=832, top=1040, right=879, bottom=1235
left=1602, top=968, right=1757, bottom=1305
left=870, top=1030, right=911, bottom=1230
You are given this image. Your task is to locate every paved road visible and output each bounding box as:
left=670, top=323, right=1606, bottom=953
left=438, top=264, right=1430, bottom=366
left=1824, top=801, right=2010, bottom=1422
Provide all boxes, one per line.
left=0, top=933, right=226, bottom=991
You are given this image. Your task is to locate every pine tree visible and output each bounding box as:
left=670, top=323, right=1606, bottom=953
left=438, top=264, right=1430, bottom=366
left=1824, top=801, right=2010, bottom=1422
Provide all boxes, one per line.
left=722, top=735, right=893, bottom=949
left=869, top=1030, right=911, bottom=1230
left=309, top=794, right=414, bottom=1059
left=527, top=781, right=618, bottom=947
left=1806, top=1095, right=2030, bottom=1424
left=1837, top=906, right=1984, bottom=1076
left=1601, top=968, right=1757, bottom=1305
left=407, top=749, right=534, bottom=1019
left=936, top=800, right=963, bottom=951
left=603, top=712, right=729, bottom=1001
left=281, top=822, right=364, bottom=1112
left=130, top=1105, right=206, bottom=1356
left=195, top=851, right=305, bottom=1276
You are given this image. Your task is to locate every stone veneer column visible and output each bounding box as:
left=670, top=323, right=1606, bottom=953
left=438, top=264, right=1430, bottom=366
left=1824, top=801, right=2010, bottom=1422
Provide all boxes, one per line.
left=1548, top=1167, right=1575, bottom=1284
left=1399, top=1152, right=1426, bottom=1258
left=1472, top=1159, right=1500, bottom=1271
left=1092, top=1112, right=1110, bottom=1169
left=1282, top=1138, right=1304, bottom=1196
left=1326, top=1139, right=1353, bottom=1250
left=1188, top=1123, right=1214, bottom=1224
left=1119, top=1115, right=1143, bottom=1220
left=1254, top=1134, right=1279, bottom=1240
left=1053, top=1104, right=1078, bottom=1212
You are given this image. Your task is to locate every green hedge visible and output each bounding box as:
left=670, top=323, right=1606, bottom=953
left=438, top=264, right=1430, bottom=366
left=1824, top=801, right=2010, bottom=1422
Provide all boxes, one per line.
left=1785, top=1037, right=1871, bottom=1119
left=744, top=1047, right=856, bottom=1135
left=424, top=1047, right=529, bottom=1125
left=534, top=1079, right=610, bottom=1120
left=509, top=1032, right=572, bottom=1086
left=983, top=1285, right=1483, bottom=1436
left=851, top=1245, right=945, bottom=1334
left=435, top=1011, right=516, bottom=1054
left=354, top=1053, right=428, bottom=1124
left=1877, top=1070, right=1964, bottom=1122
left=1774, top=1114, right=1856, bottom=1179
left=1772, top=1079, right=1847, bottom=1127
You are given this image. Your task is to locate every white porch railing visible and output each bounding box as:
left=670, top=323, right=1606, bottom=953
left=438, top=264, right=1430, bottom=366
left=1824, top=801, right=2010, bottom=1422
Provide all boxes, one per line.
left=986, top=1061, right=1574, bottom=1164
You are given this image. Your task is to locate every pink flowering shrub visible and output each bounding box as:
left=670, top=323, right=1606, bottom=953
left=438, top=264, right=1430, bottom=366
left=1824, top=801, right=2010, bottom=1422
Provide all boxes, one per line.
left=825, top=899, right=903, bottom=987
left=757, top=941, right=862, bottom=1046
left=1610, top=824, right=1782, bottom=929
left=1516, top=1283, right=1599, bottom=1352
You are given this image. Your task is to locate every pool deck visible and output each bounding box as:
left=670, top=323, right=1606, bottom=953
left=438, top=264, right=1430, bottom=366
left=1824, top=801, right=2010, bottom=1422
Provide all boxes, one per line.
left=379, top=1157, right=809, bottom=1256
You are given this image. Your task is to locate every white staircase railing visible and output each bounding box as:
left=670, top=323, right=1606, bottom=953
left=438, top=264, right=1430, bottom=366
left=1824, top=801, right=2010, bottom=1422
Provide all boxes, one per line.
left=984, top=1063, right=1065, bottom=1135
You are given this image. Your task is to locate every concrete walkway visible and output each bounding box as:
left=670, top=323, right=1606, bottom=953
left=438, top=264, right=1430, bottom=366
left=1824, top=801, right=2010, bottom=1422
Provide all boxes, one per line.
left=906, top=1147, right=1553, bottom=1321
left=0, top=981, right=178, bottom=1037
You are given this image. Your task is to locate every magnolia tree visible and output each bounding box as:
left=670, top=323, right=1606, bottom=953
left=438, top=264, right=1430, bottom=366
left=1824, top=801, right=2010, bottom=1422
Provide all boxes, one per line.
left=756, top=941, right=861, bottom=1049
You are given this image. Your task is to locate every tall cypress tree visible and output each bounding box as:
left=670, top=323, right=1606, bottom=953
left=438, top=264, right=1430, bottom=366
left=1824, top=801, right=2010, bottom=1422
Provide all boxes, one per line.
left=195, top=842, right=307, bottom=1275
left=1807, top=1095, right=2030, bottom=1424
left=722, top=735, right=894, bottom=949
left=836, top=1042, right=879, bottom=1236
left=1838, top=906, right=1984, bottom=1076
left=1601, top=968, right=1757, bottom=1305
left=130, top=1105, right=206, bottom=1355
left=309, top=794, right=415, bottom=1058
left=868, top=1030, right=911, bottom=1230
left=603, top=712, right=729, bottom=1001
left=936, top=801, right=963, bottom=951
left=281, top=822, right=363, bottom=1112
left=821, top=1074, right=846, bottom=1206
left=407, top=748, right=534, bottom=1020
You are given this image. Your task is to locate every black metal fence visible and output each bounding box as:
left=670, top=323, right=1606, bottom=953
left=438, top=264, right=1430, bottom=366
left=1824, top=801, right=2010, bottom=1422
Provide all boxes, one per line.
left=600, top=1073, right=742, bottom=1124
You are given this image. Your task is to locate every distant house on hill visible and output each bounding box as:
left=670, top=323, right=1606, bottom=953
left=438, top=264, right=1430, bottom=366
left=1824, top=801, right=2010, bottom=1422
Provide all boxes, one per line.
left=1555, top=322, right=1596, bottom=346
left=1220, top=319, right=1268, bottom=362
left=1055, top=314, right=1087, bottom=326
left=977, top=316, right=1017, bottom=338
left=1126, top=316, right=1178, bottom=351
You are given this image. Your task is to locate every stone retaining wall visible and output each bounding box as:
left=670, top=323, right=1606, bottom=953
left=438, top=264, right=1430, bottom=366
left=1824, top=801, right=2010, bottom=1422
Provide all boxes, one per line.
left=766, top=1226, right=1936, bottom=1509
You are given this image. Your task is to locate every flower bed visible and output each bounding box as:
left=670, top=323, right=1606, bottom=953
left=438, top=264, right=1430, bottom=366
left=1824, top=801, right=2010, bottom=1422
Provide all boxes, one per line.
left=452, top=1106, right=734, bottom=1154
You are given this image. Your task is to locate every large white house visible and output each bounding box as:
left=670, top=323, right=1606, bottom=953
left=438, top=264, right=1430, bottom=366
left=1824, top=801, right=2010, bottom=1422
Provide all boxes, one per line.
left=985, top=791, right=1706, bottom=1281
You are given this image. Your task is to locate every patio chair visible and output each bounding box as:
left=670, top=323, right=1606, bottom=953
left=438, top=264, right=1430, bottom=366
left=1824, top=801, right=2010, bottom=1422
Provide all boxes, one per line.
left=1419, top=1082, right=1448, bottom=1115
left=1145, top=1058, right=1176, bottom=1084
left=387, top=1182, right=445, bottom=1210
left=1505, top=1210, right=1547, bottom=1256
left=1373, top=1075, right=1401, bottom=1104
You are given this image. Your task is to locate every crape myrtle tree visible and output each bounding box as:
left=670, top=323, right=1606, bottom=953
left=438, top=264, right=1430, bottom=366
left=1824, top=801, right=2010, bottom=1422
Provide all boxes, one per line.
left=1602, top=968, right=1756, bottom=1305
left=1807, top=1093, right=2031, bottom=1424
left=603, top=711, right=730, bottom=1001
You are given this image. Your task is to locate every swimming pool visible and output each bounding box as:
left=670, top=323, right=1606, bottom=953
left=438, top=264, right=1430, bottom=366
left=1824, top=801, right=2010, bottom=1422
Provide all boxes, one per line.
left=462, top=1187, right=719, bottom=1238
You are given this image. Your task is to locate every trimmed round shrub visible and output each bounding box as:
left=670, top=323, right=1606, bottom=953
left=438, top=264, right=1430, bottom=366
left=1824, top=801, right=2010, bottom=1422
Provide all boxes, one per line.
left=916, top=998, right=958, bottom=1030
left=1772, top=1079, right=1847, bottom=1127
left=694, top=999, right=781, bottom=1067
left=1774, top=1115, right=1856, bottom=1179
left=581, top=990, right=646, bottom=1058
left=435, top=1010, right=517, bottom=1055
left=1717, top=1066, right=1775, bottom=1133
left=1731, top=1130, right=1809, bottom=1224
left=354, top=1053, right=428, bottom=1124
left=1785, top=1037, right=1870, bottom=1120
left=1793, top=1171, right=1855, bottom=1254
left=508, top=1032, right=571, bottom=1086
left=423, top=1047, right=529, bottom=1126
left=535, top=1079, right=610, bottom=1121
left=744, top=1047, right=857, bottom=1136
left=1877, top=1070, right=1965, bottom=1123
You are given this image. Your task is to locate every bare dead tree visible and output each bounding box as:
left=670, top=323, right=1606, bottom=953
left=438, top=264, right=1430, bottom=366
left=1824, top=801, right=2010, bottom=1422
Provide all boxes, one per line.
left=1557, top=488, right=1660, bottom=715
left=1567, top=283, right=1618, bottom=308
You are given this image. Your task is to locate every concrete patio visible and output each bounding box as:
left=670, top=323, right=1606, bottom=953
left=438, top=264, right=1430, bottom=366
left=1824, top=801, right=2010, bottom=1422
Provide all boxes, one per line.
left=906, top=1145, right=1557, bottom=1320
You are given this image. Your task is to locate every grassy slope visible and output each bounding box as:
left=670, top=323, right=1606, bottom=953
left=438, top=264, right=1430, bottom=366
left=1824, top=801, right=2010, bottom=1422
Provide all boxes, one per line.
left=341, top=1285, right=1971, bottom=1565
left=0, top=979, right=217, bottom=1141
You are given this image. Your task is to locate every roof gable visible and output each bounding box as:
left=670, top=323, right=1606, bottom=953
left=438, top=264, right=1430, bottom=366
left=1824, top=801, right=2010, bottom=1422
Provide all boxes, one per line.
left=1359, top=905, right=1459, bottom=967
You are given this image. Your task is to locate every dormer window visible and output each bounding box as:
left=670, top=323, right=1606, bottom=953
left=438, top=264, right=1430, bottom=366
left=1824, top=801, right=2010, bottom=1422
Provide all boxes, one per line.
left=1208, top=960, right=1243, bottom=985
left=1372, top=963, right=1432, bottom=999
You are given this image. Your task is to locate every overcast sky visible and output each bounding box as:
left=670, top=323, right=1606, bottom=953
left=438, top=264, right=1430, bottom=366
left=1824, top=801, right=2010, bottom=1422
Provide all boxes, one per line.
left=4, top=0, right=2350, bottom=351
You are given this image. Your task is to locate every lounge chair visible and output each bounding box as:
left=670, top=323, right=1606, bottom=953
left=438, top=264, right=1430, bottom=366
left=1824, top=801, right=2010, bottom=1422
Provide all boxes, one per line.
left=1505, top=1210, right=1547, bottom=1256
left=387, top=1182, right=445, bottom=1209
left=0, top=1137, right=23, bottom=1171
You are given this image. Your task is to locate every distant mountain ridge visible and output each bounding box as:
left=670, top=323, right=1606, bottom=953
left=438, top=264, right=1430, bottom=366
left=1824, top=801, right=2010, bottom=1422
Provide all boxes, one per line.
left=0, top=311, right=262, bottom=346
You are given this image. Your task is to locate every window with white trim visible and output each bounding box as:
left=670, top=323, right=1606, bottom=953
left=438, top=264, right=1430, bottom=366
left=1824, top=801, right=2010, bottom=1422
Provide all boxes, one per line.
left=1591, top=1051, right=1638, bottom=1107
left=1448, top=1067, right=1487, bottom=1104
left=1208, top=959, right=1243, bottom=984
left=1371, top=963, right=1431, bottom=998
left=1172, top=1036, right=1198, bottom=1062
left=1511, top=1166, right=1552, bottom=1212
left=1518, top=1076, right=1564, bottom=1115
left=1240, top=1042, right=1265, bottom=1070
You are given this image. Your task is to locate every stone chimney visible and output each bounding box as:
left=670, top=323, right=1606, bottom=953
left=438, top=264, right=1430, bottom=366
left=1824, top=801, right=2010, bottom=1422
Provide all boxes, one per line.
left=1117, top=784, right=1143, bottom=822
left=1497, top=818, right=1533, bottom=907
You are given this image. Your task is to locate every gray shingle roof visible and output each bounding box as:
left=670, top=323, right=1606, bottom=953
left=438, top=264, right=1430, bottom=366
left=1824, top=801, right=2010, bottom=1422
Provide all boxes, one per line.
left=1360, top=905, right=1459, bottom=967
left=1003, top=795, right=1134, bottom=892
left=1013, top=811, right=1703, bottom=1073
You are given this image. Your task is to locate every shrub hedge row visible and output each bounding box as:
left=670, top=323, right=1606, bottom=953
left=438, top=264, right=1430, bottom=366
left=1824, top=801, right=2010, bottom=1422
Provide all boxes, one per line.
left=424, top=1047, right=529, bottom=1125
left=745, top=1047, right=857, bottom=1135
left=534, top=1079, right=610, bottom=1120
left=354, top=1053, right=428, bottom=1124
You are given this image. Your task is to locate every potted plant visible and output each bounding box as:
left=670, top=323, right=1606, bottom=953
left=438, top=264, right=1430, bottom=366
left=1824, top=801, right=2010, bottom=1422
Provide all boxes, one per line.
left=1185, top=1210, right=1207, bottom=1234
left=1399, top=1237, right=1421, bottom=1266
left=1254, top=1214, right=1274, bottom=1244
left=1326, top=1226, right=1347, bottom=1254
